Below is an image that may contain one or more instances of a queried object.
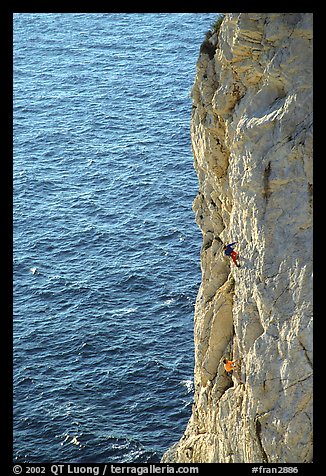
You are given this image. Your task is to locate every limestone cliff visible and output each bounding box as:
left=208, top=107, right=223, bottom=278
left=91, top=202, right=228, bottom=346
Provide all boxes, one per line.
left=163, top=13, right=313, bottom=463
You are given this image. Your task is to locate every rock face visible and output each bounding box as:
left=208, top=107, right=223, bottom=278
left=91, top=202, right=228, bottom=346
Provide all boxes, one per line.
left=163, top=13, right=313, bottom=463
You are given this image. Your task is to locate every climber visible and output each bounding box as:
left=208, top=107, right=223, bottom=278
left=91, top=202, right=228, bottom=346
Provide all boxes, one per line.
left=223, top=358, right=245, bottom=384
left=223, top=358, right=238, bottom=376
left=223, top=241, right=240, bottom=267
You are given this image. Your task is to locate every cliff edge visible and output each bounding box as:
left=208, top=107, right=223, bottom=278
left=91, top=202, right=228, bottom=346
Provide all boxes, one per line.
left=163, top=13, right=313, bottom=463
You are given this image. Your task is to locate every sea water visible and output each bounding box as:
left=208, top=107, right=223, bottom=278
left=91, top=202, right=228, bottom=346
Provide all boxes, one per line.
left=13, top=13, right=217, bottom=463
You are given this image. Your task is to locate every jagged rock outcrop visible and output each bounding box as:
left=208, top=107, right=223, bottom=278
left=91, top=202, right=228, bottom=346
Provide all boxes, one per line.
left=163, top=13, right=313, bottom=463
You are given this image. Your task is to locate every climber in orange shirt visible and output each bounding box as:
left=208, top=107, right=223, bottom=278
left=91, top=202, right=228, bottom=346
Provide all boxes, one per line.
left=223, top=358, right=238, bottom=376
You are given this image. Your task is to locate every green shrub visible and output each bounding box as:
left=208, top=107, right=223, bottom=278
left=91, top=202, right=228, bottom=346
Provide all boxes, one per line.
left=199, top=14, right=224, bottom=59
left=211, top=14, right=224, bottom=35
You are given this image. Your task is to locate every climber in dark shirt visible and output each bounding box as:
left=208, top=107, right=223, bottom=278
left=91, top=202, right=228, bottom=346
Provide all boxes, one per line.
left=223, top=241, right=240, bottom=267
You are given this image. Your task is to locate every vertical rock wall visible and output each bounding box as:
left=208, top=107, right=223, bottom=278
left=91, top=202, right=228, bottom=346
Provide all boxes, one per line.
left=163, top=13, right=313, bottom=463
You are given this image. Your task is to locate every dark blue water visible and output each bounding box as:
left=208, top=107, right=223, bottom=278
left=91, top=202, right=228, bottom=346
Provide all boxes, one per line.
left=13, top=13, right=217, bottom=463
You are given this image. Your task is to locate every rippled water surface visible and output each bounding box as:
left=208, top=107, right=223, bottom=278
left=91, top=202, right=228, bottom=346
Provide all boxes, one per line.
left=13, top=13, right=217, bottom=462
